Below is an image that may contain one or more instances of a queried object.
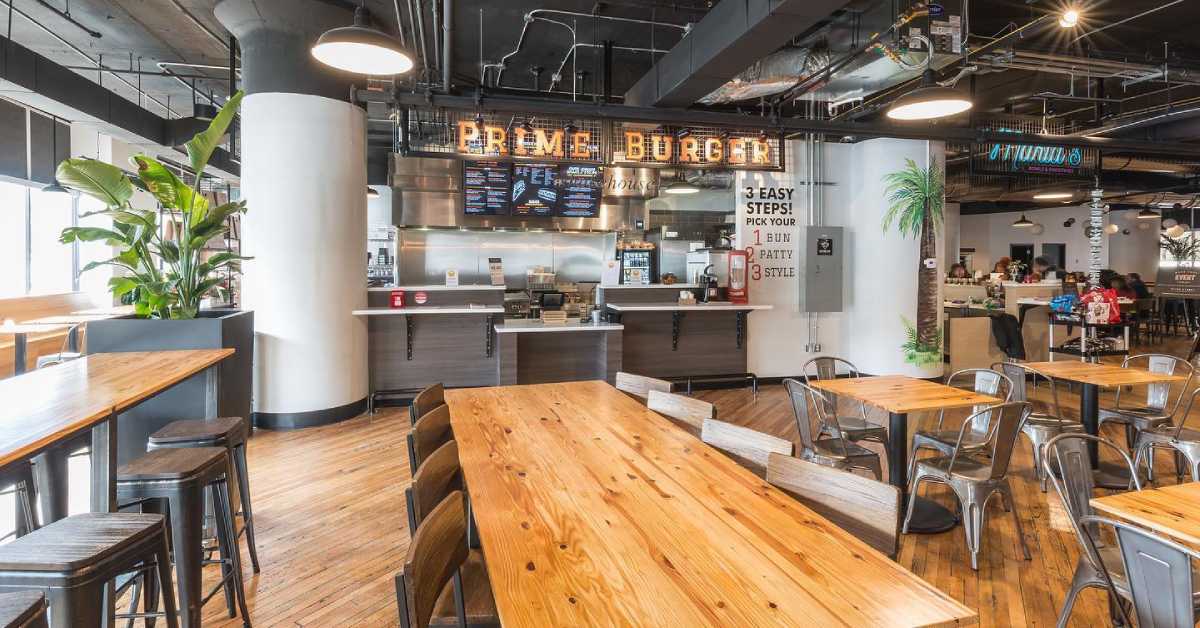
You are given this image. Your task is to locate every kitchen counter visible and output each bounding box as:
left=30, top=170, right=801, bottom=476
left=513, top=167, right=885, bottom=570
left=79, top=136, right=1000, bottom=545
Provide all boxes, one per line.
left=353, top=306, right=504, bottom=316
left=367, top=285, right=507, bottom=292
left=495, top=320, right=624, bottom=333
left=597, top=283, right=699, bottom=290
left=605, top=302, right=773, bottom=312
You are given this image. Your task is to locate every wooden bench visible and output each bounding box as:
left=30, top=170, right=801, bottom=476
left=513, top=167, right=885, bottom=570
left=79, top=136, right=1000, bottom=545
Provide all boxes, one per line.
left=0, top=293, right=98, bottom=376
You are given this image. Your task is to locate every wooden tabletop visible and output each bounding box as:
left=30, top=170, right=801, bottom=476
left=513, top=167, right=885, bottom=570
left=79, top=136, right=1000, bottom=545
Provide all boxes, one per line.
left=1022, top=361, right=1188, bottom=387
left=1092, top=483, right=1200, bottom=548
left=446, top=381, right=976, bottom=627
left=809, top=375, right=1000, bottom=415
left=0, top=322, right=72, bottom=335
left=0, top=349, right=233, bottom=469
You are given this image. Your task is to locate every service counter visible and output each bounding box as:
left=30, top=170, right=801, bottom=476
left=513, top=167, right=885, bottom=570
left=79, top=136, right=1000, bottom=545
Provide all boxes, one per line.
left=494, top=320, right=623, bottom=385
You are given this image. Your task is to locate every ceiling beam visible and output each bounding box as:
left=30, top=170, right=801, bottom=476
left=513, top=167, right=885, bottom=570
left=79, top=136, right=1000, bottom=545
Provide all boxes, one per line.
left=622, top=0, right=851, bottom=107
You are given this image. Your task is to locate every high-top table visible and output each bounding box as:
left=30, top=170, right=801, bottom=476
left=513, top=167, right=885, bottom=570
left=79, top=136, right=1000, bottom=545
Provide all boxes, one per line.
left=0, top=322, right=71, bottom=376
left=1022, top=361, right=1187, bottom=488
left=809, top=375, right=1000, bottom=533
left=0, top=349, right=234, bottom=516
left=446, top=381, right=977, bottom=627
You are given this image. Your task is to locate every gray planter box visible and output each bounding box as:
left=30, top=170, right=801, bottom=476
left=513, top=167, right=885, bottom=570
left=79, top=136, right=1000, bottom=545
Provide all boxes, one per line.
left=86, top=309, right=253, bottom=466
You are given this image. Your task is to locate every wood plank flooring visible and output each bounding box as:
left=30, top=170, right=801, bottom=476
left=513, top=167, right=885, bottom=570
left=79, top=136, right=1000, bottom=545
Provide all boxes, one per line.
left=184, top=342, right=1196, bottom=627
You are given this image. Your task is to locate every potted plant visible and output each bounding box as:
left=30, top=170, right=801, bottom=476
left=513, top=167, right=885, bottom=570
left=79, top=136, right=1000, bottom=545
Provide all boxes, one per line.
left=883, top=158, right=944, bottom=369
left=54, top=92, right=255, bottom=457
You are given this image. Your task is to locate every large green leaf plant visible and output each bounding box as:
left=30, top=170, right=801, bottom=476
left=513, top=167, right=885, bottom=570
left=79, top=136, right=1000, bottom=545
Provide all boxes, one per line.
left=55, top=92, right=247, bottom=319
left=883, top=158, right=945, bottom=366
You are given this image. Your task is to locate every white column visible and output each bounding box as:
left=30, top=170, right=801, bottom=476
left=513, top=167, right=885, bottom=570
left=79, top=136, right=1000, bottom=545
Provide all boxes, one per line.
left=240, top=92, right=368, bottom=422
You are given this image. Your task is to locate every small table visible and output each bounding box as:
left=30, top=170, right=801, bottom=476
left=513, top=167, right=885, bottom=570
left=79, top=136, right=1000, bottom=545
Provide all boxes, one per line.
left=809, top=375, right=1000, bottom=533
left=0, top=322, right=71, bottom=376
left=1092, top=483, right=1200, bottom=548
left=1023, top=361, right=1187, bottom=488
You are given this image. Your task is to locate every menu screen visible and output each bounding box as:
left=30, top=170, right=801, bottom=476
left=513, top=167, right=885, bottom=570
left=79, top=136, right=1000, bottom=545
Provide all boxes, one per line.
left=463, top=160, right=511, bottom=215
left=511, top=163, right=558, bottom=217
left=556, top=165, right=602, bottom=217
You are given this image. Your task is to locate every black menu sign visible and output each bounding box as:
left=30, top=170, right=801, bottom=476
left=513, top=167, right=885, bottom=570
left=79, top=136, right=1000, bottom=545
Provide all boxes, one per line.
left=556, top=165, right=602, bottom=217
left=463, top=160, right=511, bottom=215
left=511, top=163, right=558, bottom=217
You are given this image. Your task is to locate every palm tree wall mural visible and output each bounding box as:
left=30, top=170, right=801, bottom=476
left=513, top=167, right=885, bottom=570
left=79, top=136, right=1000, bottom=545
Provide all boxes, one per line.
left=883, top=158, right=944, bottom=366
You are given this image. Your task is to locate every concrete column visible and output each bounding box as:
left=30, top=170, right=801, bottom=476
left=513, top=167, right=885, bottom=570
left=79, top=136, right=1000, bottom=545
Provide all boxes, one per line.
left=217, top=0, right=368, bottom=428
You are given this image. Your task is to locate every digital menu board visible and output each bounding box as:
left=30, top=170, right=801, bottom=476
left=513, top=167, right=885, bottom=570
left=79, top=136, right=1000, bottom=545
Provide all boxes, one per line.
left=556, top=165, right=602, bottom=217
left=463, top=160, right=511, bottom=215
left=511, top=163, right=558, bottom=217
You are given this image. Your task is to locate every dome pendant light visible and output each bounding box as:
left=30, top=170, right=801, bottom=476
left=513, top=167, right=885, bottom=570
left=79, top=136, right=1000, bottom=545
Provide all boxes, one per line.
left=886, top=69, right=974, bottom=121
left=1137, top=207, right=1161, bottom=220
left=312, top=4, right=414, bottom=75
left=42, top=116, right=69, bottom=193
left=1012, top=214, right=1034, bottom=228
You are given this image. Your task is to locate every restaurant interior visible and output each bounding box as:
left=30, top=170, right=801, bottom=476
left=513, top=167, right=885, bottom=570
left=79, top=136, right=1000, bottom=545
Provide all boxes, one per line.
left=5, top=0, right=1200, bottom=626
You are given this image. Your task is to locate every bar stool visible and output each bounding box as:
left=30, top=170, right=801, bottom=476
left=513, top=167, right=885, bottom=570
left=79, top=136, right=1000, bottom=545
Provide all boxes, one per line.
left=0, top=512, right=178, bottom=628
left=117, top=447, right=250, bottom=628
left=0, top=591, right=47, bottom=628
left=146, top=417, right=260, bottom=573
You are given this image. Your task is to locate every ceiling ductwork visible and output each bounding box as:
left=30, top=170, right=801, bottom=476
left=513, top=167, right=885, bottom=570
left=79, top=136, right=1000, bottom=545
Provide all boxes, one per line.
left=697, top=46, right=830, bottom=105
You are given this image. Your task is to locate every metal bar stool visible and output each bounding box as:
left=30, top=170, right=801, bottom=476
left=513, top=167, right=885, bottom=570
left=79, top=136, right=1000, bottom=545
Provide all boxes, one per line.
left=117, top=447, right=250, bottom=628
left=0, top=513, right=178, bottom=628
left=0, top=591, right=47, bottom=628
left=146, top=417, right=260, bottom=573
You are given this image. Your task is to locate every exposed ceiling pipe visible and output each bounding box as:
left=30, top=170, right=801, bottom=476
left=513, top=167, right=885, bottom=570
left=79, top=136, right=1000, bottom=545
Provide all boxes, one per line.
left=527, top=9, right=688, bottom=32
left=33, top=0, right=99, bottom=38
left=442, top=0, right=451, bottom=90
left=392, top=0, right=407, bottom=47
left=548, top=42, right=669, bottom=91
left=1070, top=0, right=1185, bottom=44
left=166, top=0, right=230, bottom=52
left=412, top=0, right=430, bottom=80
left=490, top=16, right=573, bottom=86
left=62, top=64, right=226, bottom=81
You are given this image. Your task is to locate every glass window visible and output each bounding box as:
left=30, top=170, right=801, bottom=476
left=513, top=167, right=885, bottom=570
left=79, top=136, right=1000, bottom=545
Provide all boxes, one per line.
left=28, top=188, right=74, bottom=295
left=76, top=195, right=114, bottom=306
left=0, top=181, right=27, bottom=298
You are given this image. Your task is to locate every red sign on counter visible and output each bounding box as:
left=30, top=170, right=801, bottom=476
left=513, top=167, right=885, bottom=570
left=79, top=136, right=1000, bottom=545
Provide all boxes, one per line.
left=390, top=290, right=405, bottom=308
left=414, top=292, right=429, bottom=305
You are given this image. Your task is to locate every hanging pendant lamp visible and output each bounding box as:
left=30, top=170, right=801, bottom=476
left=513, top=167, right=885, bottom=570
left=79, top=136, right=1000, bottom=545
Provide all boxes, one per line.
left=886, top=70, right=973, bottom=121
left=312, top=4, right=414, bottom=75
left=42, top=116, right=68, bottom=193
left=1012, top=214, right=1034, bottom=228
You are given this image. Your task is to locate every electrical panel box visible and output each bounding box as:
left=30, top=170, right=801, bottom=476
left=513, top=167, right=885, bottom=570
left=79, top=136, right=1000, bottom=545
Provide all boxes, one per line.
left=798, top=226, right=844, bottom=312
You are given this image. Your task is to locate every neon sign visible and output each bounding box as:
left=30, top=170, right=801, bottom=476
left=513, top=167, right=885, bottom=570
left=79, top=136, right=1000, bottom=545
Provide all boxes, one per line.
left=985, top=143, right=1084, bottom=175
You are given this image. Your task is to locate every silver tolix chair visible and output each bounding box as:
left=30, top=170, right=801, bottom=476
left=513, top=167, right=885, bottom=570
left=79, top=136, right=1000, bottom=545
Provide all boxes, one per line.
left=908, top=368, right=1014, bottom=481
left=801, top=357, right=890, bottom=469
left=994, top=362, right=1084, bottom=492
left=1042, top=433, right=1145, bottom=628
left=1133, top=386, right=1200, bottom=483
left=903, top=401, right=1032, bottom=571
left=1098, top=354, right=1195, bottom=473
left=783, top=378, right=882, bottom=480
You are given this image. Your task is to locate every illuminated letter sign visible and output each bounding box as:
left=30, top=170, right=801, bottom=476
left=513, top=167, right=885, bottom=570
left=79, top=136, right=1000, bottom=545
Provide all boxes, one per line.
left=570, top=131, right=592, bottom=159
left=727, top=138, right=746, bottom=165
left=679, top=137, right=700, bottom=163
left=750, top=139, right=771, bottom=165
left=624, top=131, right=645, bottom=160
left=650, top=135, right=672, bottom=161
left=484, top=126, right=508, bottom=155
left=703, top=138, right=723, bottom=163
left=457, top=121, right=479, bottom=153
left=534, top=129, right=565, bottom=158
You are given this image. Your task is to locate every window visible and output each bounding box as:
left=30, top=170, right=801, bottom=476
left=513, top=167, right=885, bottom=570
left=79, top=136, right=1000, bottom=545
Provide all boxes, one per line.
left=76, top=195, right=113, bottom=304
left=28, top=188, right=74, bottom=295
left=0, top=181, right=26, bottom=298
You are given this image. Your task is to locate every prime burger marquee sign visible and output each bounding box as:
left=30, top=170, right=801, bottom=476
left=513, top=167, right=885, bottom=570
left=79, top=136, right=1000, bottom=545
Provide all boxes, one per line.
left=433, top=112, right=782, bottom=170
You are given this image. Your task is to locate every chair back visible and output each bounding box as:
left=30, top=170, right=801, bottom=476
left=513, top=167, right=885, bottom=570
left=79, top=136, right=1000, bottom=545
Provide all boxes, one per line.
left=410, top=383, right=446, bottom=425
left=1081, top=515, right=1200, bottom=628
left=946, top=368, right=1013, bottom=440
left=614, top=371, right=672, bottom=400
left=1172, top=387, right=1200, bottom=439
left=992, top=362, right=1064, bottom=419
left=398, top=490, right=469, bottom=628
left=946, top=401, right=1029, bottom=480
left=1043, top=433, right=1142, bottom=573
left=406, top=441, right=462, bottom=536
left=700, top=419, right=793, bottom=475
left=765, top=453, right=901, bottom=558
left=646, top=390, right=713, bottom=433
left=801, top=356, right=865, bottom=425
left=408, top=404, right=453, bottom=475
left=782, top=378, right=822, bottom=452
left=1121, top=353, right=1194, bottom=413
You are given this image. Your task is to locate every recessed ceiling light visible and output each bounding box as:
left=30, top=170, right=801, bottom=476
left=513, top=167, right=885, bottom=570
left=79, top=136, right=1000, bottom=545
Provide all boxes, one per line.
left=1033, top=191, right=1074, bottom=200
left=886, top=70, right=973, bottom=121
left=312, top=5, right=414, bottom=75
left=1059, top=8, right=1081, bottom=28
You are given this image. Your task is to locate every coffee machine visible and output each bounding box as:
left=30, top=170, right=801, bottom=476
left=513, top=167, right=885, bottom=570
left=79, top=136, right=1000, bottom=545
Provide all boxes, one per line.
left=699, top=265, right=722, bottom=302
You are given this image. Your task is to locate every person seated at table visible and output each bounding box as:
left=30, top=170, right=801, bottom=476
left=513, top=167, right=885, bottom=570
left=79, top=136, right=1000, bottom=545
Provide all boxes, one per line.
left=1109, top=275, right=1138, bottom=300
left=1032, top=256, right=1058, bottom=279
left=1127, top=272, right=1151, bottom=298
left=947, top=263, right=969, bottom=279
left=992, top=257, right=1011, bottom=277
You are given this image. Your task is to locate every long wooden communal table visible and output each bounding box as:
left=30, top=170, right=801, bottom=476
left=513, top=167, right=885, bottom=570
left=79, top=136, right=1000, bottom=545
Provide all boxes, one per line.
left=0, top=349, right=233, bottom=517
left=1022, top=361, right=1187, bottom=488
left=808, top=375, right=1000, bottom=534
left=1092, top=482, right=1200, bottom=549
left=446, top=381, right=977, bottom=627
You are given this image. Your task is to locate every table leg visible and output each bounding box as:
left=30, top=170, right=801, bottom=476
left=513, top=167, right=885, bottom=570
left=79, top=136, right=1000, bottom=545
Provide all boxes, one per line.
left=32, top=449, right=71, bottom=524
left=1080, top=382, right=1136, bottom=489
left=890, top=411, right=958, bottom=534
left=90, top=412, right=118, bottom=628
left=12, top=333, right=26, bottom=375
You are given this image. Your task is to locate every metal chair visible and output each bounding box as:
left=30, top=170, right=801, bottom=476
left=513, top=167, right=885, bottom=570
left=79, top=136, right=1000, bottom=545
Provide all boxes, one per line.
left=903, top=401, right=1033, bottom=570
left=801, top=356, right=890, bottom=468
left=1133, top=386, right=1200, bottom=483
left=1098, top=354, right=1195, bottom=469
left=1042, top=432, right=1152, bottom=628
left=783, top=378, right=883, bottom=480
left=908, top=368, right=1013, bottom=481
left=1080, top=515, right=1200, bottom=628
left=995, top=362, right=1084, bottom=492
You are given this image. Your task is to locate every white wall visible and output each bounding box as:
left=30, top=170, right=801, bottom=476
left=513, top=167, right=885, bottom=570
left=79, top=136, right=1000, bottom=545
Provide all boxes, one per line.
left=957, top=205, right=1158, bottom=277
left=367, top=185, right=393, bottom=226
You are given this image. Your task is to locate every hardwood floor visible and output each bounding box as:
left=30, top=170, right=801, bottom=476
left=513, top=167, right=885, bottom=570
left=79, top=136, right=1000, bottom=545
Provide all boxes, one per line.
left=181, top=341, right=1194, bottom=627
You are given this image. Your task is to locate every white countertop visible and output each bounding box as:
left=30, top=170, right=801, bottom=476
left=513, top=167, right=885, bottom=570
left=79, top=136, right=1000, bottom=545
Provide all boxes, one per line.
left=494, top=320, right=624, bottom=334
left=944, top=301, right=992, bottom=310
left=598, top=283, right=699, bottom=290
left=352, top=306, right=505, bottom=316
left=367, top=285, right=507, bottom=292
left=605, top=302, right=773, bottom=312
